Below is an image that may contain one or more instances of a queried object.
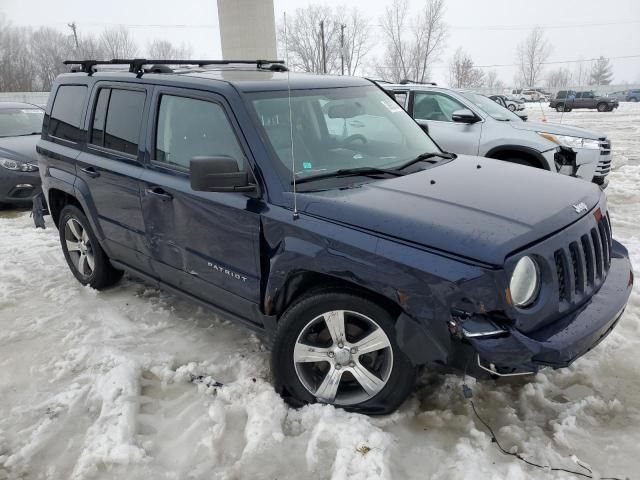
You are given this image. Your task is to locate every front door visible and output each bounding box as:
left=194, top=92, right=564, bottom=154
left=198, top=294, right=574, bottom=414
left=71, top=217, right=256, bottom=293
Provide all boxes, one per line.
left=76, top=84, right=150, bottom=271
left=139, top=88, right=262, bottom=322
left=410, top=90, right=483, bottom=156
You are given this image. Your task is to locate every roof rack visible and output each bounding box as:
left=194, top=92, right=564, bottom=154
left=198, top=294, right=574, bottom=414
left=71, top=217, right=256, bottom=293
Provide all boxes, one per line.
left=399, top=79, right=437, bottom=86
left=63, top=59, right=288, bottom=77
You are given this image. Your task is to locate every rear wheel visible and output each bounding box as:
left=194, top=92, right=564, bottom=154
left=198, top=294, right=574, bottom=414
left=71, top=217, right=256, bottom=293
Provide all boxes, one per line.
left=272, top=290, right=415, bottom=414
left=597, top=103, right=608, bottom=112
left=59, top=205, right=123, bottom=289
left=508, top=104, right=516, bottom=112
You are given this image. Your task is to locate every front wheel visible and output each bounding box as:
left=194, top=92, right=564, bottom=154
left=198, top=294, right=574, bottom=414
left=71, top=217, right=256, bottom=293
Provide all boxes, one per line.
left=272, top=290, right=415, bottom=414
left=597, top=103, right=608, bottom=112
left=59, top=205, right=123, bottom=289
left=556, top=104, right=565, bottom=112
left=508, top=104, right=516, bottom=112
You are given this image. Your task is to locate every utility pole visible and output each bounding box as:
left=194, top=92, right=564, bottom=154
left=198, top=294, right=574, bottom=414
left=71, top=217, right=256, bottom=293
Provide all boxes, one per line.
left=319, top=20, right=326, bottom=74
left=67, top=22, right=79, bottom=50
left=340, top=24, right=345, bottom=75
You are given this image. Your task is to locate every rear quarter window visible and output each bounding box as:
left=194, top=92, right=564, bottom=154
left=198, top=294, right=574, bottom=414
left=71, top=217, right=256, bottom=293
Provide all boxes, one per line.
left=49, top=85, right=88, bottom=142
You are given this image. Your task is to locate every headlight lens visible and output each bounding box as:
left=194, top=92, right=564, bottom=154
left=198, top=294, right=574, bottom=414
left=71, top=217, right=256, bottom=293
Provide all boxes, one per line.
left=537, top=132, right=600, bottom=150
left=509, top=256, right=540, bottom=307
left=0, top=157, right=38, bottom=172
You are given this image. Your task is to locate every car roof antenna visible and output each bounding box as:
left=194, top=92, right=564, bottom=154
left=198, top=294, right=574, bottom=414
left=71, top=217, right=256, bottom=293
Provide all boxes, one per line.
left=284, top=12, right=299, bottom=220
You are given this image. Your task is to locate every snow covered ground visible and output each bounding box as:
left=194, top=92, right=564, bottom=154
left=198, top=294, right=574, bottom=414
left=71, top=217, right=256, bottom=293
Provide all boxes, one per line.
left=1, top=103, right=639, bottom=480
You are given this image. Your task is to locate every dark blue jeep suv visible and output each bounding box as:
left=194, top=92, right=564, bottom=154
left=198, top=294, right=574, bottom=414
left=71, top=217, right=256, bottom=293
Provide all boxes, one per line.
left=37, top=59, right=633, bottom=414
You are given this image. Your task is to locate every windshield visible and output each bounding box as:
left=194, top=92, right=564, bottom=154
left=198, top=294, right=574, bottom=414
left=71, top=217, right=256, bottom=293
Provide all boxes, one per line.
left=0, top=108, right=44, bottom=137
left=458, top=92, right=522, bottom=122
left=248, top=86, right=440, bottom=187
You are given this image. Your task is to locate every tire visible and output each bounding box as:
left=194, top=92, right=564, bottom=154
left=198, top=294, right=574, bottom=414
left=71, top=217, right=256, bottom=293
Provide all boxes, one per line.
left=597, top=103, right=608, bottom=112
left=272, top=289, right=415, bottom=414
left=508, top=104, right=516, bottom=112
left=556, top=104, right=565, bottom=112
left=629, top=97, right=638, bottom=102
left=59, top=205, right=123, bottom=289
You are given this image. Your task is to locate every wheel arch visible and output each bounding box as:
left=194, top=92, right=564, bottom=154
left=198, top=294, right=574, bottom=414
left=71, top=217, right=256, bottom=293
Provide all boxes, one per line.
left=270, top=270, right=402, bottom=320
left=485, top=145, right=550, bottom=170
left=48, top=188, right=83, bottom=227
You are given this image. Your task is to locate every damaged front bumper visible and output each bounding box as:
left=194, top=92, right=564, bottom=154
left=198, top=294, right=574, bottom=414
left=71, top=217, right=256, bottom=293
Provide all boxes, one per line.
left=466, top=241, right=633, bottom=377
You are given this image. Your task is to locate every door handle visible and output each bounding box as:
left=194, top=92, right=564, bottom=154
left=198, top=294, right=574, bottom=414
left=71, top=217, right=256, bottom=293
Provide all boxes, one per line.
left=146, top=187, right=173, bottom=201
left=81, top=166, right=100, bottom=178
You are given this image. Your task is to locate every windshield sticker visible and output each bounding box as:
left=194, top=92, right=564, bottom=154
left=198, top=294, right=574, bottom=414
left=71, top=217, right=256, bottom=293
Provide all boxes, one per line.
left=303, top=162, right=313, bottom=169
left=380, top=99, right=403, bottom=113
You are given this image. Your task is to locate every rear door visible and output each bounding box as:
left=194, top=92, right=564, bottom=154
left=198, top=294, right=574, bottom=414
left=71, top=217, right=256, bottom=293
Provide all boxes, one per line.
left=75, top=84, right=150, bottom=271
left=139, top=87, right=262, bottom=321
left=409, top=90, right=482, bottom=155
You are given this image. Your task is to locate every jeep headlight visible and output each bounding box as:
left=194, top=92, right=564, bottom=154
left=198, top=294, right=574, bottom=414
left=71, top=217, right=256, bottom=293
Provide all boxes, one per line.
left=537, top=133, right=600, bottom=150
left=509, top=256, right=540, bottom=307
left=0, top=157, right=38, bottom=172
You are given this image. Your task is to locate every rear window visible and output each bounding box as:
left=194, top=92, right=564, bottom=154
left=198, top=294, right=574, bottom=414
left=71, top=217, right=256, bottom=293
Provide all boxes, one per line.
left=90, top=88, right=145, bottom=156
left=49, top=85, right=88, bottom=142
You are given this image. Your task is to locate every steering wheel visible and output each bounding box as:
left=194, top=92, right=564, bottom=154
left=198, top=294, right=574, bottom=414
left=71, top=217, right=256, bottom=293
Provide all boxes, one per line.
left=342, top=134, right=367, bottom=146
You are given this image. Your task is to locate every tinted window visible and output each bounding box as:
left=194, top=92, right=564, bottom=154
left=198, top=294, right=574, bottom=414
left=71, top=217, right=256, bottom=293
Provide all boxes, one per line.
left=90, top=89, right=110, bottom=146
left=49, top=85, right=87, bottom=142
left=413, top=91, right=466, bottom=122
left=155, top=95, right=246, bottom=170
left=103, top=89, right=145, bottom=155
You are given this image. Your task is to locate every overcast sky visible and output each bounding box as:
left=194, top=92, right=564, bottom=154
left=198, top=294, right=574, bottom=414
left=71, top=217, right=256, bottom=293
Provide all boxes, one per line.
left=1, top=0, right=639, bottom=85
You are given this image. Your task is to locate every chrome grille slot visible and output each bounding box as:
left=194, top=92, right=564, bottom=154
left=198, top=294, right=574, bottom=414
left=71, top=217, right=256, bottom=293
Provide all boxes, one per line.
left=554, top=213, right=612, bottom=307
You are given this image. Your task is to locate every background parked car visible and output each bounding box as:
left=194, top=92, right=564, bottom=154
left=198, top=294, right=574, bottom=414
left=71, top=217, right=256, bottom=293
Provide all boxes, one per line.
left=607, top=90, right=629, bottom=102
left=0, top=102, right=43, bottom=207
left=385, top=84, right=612, bottom=187
left=512, top=89, right=545, bottom=102
left=550, top=90, right=619, bottom=112
left=488, top=94, right=528, bottom=120
left=626, top=89, right=640, bottom=102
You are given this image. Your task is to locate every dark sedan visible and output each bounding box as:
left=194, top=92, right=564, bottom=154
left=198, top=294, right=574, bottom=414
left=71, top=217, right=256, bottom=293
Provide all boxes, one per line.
left=0, top=102, right=44, bottom=206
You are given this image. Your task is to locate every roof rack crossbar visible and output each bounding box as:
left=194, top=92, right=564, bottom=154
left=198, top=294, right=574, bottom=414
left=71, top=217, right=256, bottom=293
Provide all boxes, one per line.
left=63, top=59, right=287, bottom=76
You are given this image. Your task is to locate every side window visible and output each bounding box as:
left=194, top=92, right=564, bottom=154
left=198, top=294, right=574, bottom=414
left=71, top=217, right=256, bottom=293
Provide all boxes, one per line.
left=392, top=91, right=408, bottom=109
left=413, top=92, right=466, bottom=122
left=104, top=89, right=145, bottom=155
left=155, top=95, right=246, bottom=170
left=90, top=88, right=110, bottom=146
left=49, top=85, right=88, bottom=142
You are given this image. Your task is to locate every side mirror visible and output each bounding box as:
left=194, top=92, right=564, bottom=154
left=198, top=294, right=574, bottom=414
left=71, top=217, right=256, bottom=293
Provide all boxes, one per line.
left=451, top=109, right=479, bottom=124
left=190, top=156, right=255, bottom=192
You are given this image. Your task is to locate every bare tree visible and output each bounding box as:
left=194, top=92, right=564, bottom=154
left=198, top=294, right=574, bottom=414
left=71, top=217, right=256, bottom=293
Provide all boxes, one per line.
left=0, top=20, right=36, bottom=91
left=448, top=47, right=484, bottom=88
left=485, top=70, right=498, bottom=90
left=411, top=0, right=447, bottom=83
left=76, top=33, right=107, bottom=60
left=30, top=27, right=75, bottom=90
left=147, top=39, right=193, bottom=59
left=339, top=8, right=371, bottom=76
left=100, top=26, right=138, bottom=59
left=515, top=26, right=551, bottom=88
left=546, top=67, right=572, bottom=90
left=590, top=56, right=613, bottom=85
left=572, top=58, right=589, bottom=87
left=378, top=0, right=447, bottom=83
left=278, top=5, right=340, bottom=73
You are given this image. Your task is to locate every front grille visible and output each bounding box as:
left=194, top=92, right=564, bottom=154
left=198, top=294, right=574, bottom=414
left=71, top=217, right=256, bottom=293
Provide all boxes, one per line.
left=554, top=212, right=612, bottom=305
left=595, top=138, right=612, bottom=177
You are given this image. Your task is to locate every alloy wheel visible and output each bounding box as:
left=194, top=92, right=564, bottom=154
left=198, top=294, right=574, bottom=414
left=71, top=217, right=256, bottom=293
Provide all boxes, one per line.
left=64, top=217, right=95, bottom=278
left=293, top=310, right=393, bottom=405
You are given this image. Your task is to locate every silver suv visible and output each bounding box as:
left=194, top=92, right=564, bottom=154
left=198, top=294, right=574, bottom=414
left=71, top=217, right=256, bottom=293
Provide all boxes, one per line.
left=384, top=84, right=611, bottom=187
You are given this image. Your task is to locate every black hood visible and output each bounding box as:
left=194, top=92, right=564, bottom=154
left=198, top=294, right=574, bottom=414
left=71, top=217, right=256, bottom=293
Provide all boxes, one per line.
left=0, top=135, right=40, bottom=163
left=298, top=156, right=602, bottom=265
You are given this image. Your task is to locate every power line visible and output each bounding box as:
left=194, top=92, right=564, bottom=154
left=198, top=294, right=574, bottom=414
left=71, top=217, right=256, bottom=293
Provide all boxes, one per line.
left=376, top=54, right=640, bottom=70
left=367, top=19, right=640, bottom=31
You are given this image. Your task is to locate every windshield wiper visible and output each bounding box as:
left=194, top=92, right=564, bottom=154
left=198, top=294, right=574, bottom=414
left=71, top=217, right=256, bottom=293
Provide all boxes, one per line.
left=293, top=166, right=407, bottom=185
left=393, top=151, right=456, bottom=171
